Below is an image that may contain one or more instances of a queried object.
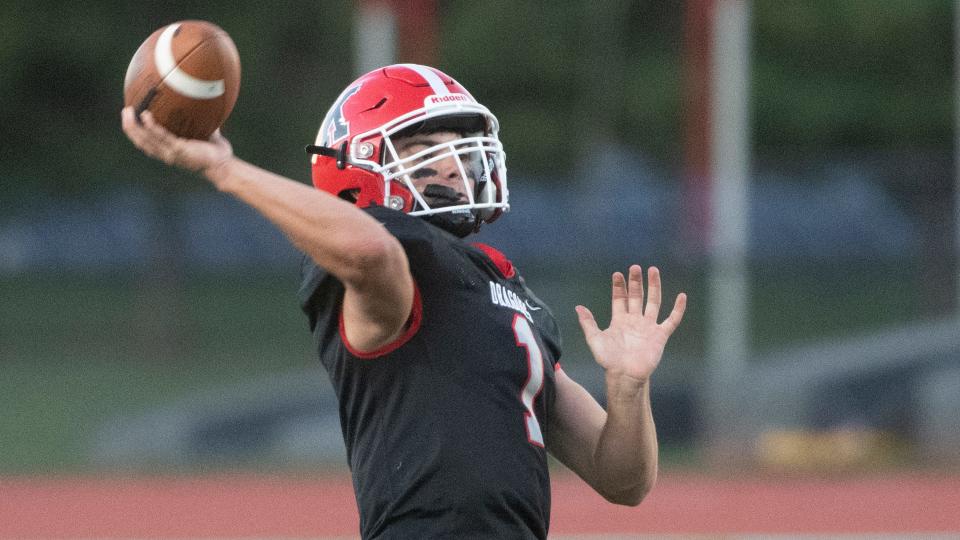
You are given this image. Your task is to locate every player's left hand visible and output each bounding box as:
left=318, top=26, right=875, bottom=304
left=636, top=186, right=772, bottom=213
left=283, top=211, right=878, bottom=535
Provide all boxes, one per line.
left=575, top=265, right=686, bottom=384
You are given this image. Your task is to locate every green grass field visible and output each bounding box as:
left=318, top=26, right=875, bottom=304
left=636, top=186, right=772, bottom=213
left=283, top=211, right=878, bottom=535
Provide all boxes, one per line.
left=0, top=259, right=927, bottom=473
left=0, top=273, right=314, bottom=473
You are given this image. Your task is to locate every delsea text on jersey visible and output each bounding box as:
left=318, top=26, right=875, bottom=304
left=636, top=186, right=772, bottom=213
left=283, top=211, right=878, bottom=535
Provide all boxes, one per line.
left=489, top=281, right=534, bottom=322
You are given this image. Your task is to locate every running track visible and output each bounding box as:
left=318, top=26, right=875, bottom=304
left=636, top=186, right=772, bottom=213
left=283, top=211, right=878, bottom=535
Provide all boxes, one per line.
left=1, top=472, right=958, bottom=538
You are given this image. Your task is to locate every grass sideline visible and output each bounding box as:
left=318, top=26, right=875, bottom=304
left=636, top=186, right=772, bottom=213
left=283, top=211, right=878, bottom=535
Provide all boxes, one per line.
left=0, top=259, right=926, bottom=473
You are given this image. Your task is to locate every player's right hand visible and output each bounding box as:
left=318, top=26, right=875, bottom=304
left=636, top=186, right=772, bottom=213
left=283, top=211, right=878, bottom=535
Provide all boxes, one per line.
left=121, top=106, right=233, bottom=176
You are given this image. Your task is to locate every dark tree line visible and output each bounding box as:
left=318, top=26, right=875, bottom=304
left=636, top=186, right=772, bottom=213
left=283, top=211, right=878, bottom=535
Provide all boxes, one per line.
left=0, top=1, right=951, bottom=199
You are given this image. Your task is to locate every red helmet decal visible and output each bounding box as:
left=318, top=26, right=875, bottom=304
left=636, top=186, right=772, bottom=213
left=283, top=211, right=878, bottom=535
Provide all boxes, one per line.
left=321, top=84, right=362, bottom=146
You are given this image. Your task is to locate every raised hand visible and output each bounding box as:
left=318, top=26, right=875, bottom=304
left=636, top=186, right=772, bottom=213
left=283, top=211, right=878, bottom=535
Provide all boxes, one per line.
left=575, top=265, right=686, bottom=383
left=121, top=107, right=233, bottom=175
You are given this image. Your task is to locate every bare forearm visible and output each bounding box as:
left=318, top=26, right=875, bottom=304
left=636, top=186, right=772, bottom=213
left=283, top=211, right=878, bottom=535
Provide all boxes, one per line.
left=593, top=373, right=659, bottom=506
left=205, top=157, right=401, bottom=282
left=568, top=265, right=684, bottom=506
left=202, top=156, right=412, bottom=350
left=120, top=105, right=412, bottom=344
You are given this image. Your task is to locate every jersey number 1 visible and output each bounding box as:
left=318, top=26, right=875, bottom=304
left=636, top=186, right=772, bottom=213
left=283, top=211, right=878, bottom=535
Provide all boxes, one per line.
left=512, top=315, right=545, bottom=447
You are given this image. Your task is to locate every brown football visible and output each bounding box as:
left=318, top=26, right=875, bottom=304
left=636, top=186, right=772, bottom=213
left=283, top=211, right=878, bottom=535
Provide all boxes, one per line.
left=124, top=20, right=240, bottom=140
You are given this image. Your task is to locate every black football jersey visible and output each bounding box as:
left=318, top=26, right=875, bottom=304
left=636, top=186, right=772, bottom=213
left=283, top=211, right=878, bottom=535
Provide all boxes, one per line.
left=299, top=206, right=562, bottom=539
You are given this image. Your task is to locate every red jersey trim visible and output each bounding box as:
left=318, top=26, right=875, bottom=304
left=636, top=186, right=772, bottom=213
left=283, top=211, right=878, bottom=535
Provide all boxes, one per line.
left=471, top=242, right=516, bottom=279
left=338, top=281, right=423, bottom=359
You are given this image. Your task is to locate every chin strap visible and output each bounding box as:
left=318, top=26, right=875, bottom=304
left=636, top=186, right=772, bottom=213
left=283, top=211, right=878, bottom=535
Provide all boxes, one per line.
left=423, top=212, right=480, bottom=238
left=305, top=142, right=349, bottom=169
left=418, top=184, right=481, bottom=237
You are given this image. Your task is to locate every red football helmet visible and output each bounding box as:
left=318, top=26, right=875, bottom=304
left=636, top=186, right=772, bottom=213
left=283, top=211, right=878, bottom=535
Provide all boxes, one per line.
left=307, top=64, right=508, bottom=236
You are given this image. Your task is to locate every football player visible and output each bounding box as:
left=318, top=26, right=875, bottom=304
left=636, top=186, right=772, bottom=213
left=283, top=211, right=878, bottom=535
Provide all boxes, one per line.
left=122, top=63, right=686, bottom=539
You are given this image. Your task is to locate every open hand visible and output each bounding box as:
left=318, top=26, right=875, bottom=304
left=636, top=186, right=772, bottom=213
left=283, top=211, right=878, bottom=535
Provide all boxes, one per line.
left=576, top=265, right=686, bottom=383
left=121, top=107, right=233, bottom=175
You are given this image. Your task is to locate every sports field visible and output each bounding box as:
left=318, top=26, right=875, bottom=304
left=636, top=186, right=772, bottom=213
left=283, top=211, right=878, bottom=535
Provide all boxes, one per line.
left=0, top=262, right=923, bottom=473
left=2, top=471, right=957, bottom=538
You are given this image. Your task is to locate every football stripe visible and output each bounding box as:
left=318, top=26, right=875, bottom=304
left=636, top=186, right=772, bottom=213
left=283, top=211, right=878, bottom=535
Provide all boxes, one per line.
left=154, top=23, right=226, bottom=100
left=397, top=63, right=449, bottom=95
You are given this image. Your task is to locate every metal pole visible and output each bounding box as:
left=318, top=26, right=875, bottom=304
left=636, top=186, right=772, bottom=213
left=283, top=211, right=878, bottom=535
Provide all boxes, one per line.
left=705, top=0, right=752, bottom=453
left=393, top=0, right=439, bottom=66
left=354, top=0, right=397, bottom=75
left=681, top=0, right=716, bottom=257
left=955, top=0, right=960, bottom=307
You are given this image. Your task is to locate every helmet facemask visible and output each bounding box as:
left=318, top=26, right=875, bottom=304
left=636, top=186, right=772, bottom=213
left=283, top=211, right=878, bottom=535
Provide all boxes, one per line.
left=351, top=109, right=508, bottom=237
left=310, top=65, right=509, bottom=237
left=379, top=120, right=498, bottom=236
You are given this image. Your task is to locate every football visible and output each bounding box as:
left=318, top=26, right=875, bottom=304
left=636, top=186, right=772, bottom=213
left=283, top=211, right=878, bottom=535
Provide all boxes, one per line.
left=124, top=20, right=240, bottom=140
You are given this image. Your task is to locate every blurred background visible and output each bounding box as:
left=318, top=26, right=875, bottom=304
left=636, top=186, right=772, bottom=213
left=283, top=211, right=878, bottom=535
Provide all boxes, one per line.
left=1, top=0, right=958, bottom=483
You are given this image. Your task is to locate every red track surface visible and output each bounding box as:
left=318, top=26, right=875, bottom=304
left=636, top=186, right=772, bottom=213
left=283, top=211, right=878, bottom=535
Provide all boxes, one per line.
left=1, top=472, right=958, bottom=538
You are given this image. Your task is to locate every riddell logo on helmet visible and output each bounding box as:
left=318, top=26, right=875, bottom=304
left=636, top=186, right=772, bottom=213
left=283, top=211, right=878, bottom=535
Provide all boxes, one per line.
left=425, top=93, right=471, bottom=107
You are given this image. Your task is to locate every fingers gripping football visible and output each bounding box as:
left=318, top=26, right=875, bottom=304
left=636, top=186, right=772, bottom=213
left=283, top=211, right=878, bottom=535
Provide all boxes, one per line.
left=121, top=107, right=232, bottom=173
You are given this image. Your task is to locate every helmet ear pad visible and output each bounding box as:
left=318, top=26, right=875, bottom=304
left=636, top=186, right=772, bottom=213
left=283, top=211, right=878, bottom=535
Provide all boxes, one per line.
left=312, top=153, right=415, bottom=211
